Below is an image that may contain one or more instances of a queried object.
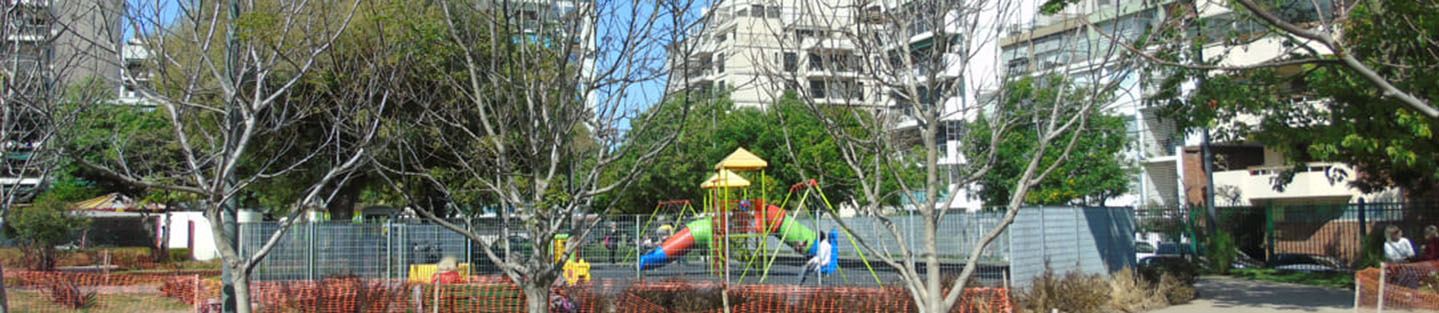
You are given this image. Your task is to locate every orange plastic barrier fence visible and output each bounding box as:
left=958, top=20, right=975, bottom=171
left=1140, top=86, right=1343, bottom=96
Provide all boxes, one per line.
left=4, top=270, right=206, bottom=313
left=1354, top=260, right=1439, bottom=311
left=4, top=271, right=1012, bottom=313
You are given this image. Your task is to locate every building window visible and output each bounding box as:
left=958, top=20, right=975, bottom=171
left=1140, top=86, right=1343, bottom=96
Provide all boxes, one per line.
left=717, top=80, right=726, bottom=92
left=736, top=8, right=747, bottom=17
left=752, top=5, right=764, bottom=17
left=809, top=80, right=826, bottom=98
left=767, top=6, right=781, bottom=18
left=808, top=53, right=823, bottom=70
left=716, top=32, right=727, bottom=42
left=715, top=53, right=725, bottom=73
left=783, top=52, right=797, bottom=72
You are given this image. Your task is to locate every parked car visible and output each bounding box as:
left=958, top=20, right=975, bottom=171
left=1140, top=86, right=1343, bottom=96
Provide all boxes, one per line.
left=1268, top=253, right=1345, bottom=272
left=1155, top=242, right=1195, bottom=257
left=1136, top=241, right=1157, bottom=261
left=1138, top=255, right=1200, bottom=284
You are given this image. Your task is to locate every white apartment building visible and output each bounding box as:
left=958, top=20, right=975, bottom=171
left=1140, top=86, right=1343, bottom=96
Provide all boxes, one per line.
left=3, top=0, right=124, bottom=202
left=1000, top=0, right=1400, bottom=208
left=667, top=0, right=880, bottom=109
left=667, top=0, right=995, bottom=211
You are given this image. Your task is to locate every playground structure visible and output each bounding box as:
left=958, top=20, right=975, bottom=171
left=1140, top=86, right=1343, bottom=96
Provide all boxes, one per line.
left=634, top=148, right=879, bottom=284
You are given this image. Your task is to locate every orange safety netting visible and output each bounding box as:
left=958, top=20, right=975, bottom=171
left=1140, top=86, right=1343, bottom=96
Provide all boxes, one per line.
left=4, top=270, right=207, bottom=313
left=1354, top=260, right=1439, bottom=311
left=4, top=271, right=1013, bottom=313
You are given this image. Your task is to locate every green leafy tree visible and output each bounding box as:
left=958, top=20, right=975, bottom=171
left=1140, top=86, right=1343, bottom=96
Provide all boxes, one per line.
left=3, top=196, right=91, bottom=270
left=604, top=92, right=900, bottom=214
left=1150, top=1, right=1439, bottom=197
left=968, top=76, right=1131, bottom=206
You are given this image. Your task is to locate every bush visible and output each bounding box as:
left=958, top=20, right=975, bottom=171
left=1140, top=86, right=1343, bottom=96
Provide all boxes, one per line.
left=1357, top=229, right=1387, bottom=269
left=1156, top=273, right=1196, bottom=305
left=167, top=248, right=192, bottom=262
left=1017, top=266, right=1110, bottom=313
left=1108, top=268, right=1164, bottom=312
left=4, top=197, right=91, bottom=270
left=1204, top=232, right=1237, bottom=274
left=47, top=277, right=97, bottom=309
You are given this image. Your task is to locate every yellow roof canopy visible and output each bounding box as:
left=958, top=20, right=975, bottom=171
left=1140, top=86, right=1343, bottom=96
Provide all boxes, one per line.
left=714, top=147, right=768, bottom=170
left=700, top=170, right=752, bottom=189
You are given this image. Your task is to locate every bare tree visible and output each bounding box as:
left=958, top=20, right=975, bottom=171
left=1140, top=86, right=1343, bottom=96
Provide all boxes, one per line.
left=1066, top=0, right=1435, bottom=118
left=1, top=1, right=128, bottom=311
left=364, top=0, right=711, bottom=311
left=61, top=1, right=390, bottom=312
left=736, top=0, right=1139, bottom=311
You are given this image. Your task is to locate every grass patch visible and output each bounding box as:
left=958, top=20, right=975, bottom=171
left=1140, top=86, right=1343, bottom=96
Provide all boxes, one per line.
left=7, top=289, right=191, bottom=313
left=1229, top=268, right=1354, bottom=289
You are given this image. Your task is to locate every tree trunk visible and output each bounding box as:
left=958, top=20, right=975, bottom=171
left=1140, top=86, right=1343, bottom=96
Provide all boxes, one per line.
left=0, top=261, right=9, bottom=313
left=234, top=269, right=252, bottom=313
left=523, top=283, right=550, bottom=313
left=326, top=181, right=362, bottom=221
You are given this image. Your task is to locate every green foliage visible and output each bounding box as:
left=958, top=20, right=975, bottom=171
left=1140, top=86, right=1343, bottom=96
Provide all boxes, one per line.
left=43, top=178, right=103, bottom=203
left=1203, top=232, right=1236, bottom=274
left=602, top=92, right=901, bottom=214
left=1228, top=268, right=1354, bottom=289
left=4, top=196, right=91, bottom=270
left=1356, top=229, right=1387, bottom=269
left=966, top=76, right=1130, bottom=207
left=1152, top=1, right=1439, bottom=197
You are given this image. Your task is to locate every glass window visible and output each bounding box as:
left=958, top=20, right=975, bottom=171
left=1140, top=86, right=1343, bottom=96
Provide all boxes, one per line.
left=809, top=80, right=826, bottom=98
left=767, top=6, right=781, bottom=18
left=715, top=53, right=725, bottom=73
left=808, top=53, right=822, bottom=70
left=736, top=8, right=747, bottom=17
left=752, top=5, right=764, bottom=16
left=783, top=52, right=797, bottom=71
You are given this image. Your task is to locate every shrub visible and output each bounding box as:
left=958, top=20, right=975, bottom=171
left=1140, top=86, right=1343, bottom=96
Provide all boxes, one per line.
left=168, top=248, right=192, bottom=262
left=46, top=277, right=97, bottom=309
left=1356, top=229, right=1387, bottom=269
left=1155, top=273, right=1196, bottom=305
left=1107, top=268, right=1164, bottom=312
left=4, top=196, right=91, bottom=270
left=627, top=280, right=748, bottom=312
left=1204, top=232, right=1237, bottom=274
left=1017, top=266, right=1110, bottom=313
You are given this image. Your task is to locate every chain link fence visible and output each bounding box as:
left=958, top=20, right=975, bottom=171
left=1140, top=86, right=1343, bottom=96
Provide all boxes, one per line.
left=240, top=207, right=1135, bottom=288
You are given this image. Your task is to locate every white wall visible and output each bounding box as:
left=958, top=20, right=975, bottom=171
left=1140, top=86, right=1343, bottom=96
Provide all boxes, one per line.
left=159, top=212, right=220, bottom=261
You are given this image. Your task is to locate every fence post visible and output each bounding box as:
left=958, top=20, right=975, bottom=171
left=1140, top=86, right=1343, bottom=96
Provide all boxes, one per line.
left=634, top=215, right=642, bottom=279
left=465, top=221, right=472, bottom=269
left=1377, top=262, right=1386, bottom=313
left=1266, top=203, right=1276, bottom=261
left=1357, top=198, right=1367, bottom=245
left=385, top=221, right=393, bottom=280
left=307, top=222, right=316, bottom=281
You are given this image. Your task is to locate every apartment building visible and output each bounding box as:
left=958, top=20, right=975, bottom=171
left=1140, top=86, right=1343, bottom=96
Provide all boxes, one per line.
left=999, top=0, right=1398, bottom=208
left=667, top=0, right=879, bottom=109
left=2, top=0, right=124, bottom=202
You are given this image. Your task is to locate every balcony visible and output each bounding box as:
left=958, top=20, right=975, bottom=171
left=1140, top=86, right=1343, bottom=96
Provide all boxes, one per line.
left=8, top=25, right=52, bottom=41
left=801, top=37, right=855, bottom=53
left=1212, top=162, right=1363, bottom=205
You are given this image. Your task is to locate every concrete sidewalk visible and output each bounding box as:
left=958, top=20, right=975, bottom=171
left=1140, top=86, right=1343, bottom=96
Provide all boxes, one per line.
left=1152, top=276, right=1353, bottom=313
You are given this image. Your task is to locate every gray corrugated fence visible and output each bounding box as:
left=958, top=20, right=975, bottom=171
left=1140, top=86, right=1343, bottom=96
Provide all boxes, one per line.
left=1007, top=207, right=1135, bottom=289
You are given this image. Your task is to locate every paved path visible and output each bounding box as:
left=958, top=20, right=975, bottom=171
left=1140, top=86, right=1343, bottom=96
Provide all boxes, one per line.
left=1152, top=276, right=1353, bottom=313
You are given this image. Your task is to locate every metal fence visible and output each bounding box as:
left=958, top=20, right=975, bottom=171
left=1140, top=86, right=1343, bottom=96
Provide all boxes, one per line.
left=1008, top=207, right=1135, bottom=289
left=240, top=207, right=1135, bottom=288
left=1139, top=201, right=1439, bottom=269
